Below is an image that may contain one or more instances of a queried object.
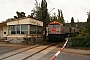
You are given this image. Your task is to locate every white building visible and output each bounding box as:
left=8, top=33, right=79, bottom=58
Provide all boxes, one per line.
left=0, top=17, right=43, bottom=43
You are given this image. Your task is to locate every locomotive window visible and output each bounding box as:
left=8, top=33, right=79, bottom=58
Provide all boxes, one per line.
left=55, top=24, right=60, bottom=28
left=49, top=24, right=54, bottom=28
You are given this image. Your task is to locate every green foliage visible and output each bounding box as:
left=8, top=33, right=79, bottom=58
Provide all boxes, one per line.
left=86, top=11, right=90, bottom=36
left=31, top=0, right=50, bottom=23
left=41, top=0, right=47, bottom=21
left=78, top=11, right=90, bottom=37
left=60, top=10, right=65, bottom=24
left=6, top=11, right=26, bottom=22
left=46, top=13, right=50, bottom=25
left=78, top=24, right=88, bottom=37
left=50, top=13, right=57, bottom=22
left=41, top=0, right=48, bottom=39
left=6, top=18, right=14, bottom=22
left=57, top=9, right=65, bottom=24
left=70, top=33, right=78, bottom=37
left=70, top=37, right=90, bottom=48
left=31, top=1, right=42, bottom=20
left=14, top=11, right=26, bottom=19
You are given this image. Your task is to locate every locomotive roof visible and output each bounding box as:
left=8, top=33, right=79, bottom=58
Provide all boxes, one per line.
left=49, top=21, right=63, bottom=26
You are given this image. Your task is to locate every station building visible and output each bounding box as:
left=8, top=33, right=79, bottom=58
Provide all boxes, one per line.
left=0, top=17, right=43, bottom=43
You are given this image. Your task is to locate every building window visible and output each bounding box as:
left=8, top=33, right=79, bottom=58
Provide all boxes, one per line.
left=8, top=24, right=42, bottom=35
left=8, top=25, right=20, bottom=34
left=16, top=25, right=20, bottom=34
left=8, top=25, right=28, bottom=34
left=21, top=25, right=28, bottom=34
left=30, top=25, right=36, bottom=34
left=8, top=25, right=16, bottom=34
left=37, top=26, right=42, bottom=34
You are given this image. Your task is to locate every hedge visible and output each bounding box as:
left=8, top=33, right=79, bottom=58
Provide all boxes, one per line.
left=69, top=37, right=90, bottom=48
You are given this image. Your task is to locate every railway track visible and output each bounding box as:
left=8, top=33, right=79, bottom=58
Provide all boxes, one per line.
left=0, top=45, right=39, bottom=60
left=0, top=43, right=57, bottom=60
left=0, top=47, right=21, bottom=55
left=22, top=43, right=57, bottom=60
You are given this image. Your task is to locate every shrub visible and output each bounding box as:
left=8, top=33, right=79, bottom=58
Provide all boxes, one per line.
left=69, top=37, right=90, bottom=48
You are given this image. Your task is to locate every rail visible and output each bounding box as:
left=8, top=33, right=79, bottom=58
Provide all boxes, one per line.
left=0, top=42, right=49, bottom=60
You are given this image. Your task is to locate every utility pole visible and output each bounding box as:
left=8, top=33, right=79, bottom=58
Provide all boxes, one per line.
left=49, top=8, right=55, bottom=13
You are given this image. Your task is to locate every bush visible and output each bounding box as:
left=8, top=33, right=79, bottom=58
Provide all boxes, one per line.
left=69, top=37, right=90, bottom=48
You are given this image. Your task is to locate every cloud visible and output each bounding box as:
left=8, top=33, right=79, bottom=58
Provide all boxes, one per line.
left=0, top=0, right=90, bottom=23
left=0, top=0, right=35, bottom=22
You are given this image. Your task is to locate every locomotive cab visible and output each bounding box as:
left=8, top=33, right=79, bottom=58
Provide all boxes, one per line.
left=48, top=21, right=63, bottom=34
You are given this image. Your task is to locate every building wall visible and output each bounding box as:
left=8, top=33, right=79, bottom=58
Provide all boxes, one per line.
left=0, top=27, right=3, bottom=39
left=2, top=25, right=8, bottom=37
left=7, top=18, right=43, bottom=26
left=0, top=23, right=7, bottom=39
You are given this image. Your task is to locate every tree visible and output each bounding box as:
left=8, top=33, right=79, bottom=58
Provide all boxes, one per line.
left=50, top=12, right=57, bottom=22
left=31, top=0, right=50, bottom=23
left=71, top=17, right=75, bottom=27
left=46, top=13, right=50, bottom=25
left=31, top=0, right=50, bottom=39
left=57, top=9, right=65, bottom=24
left=31, top=0, right=42, bottom=20
left=6, top=11, right=26, bottom=21
left=41, top=0, right=47, bottom=21
left=60, top=10, right=65, bottom=24
left=41, top=0, right=48, bottom=39
left=78, top=12, right=90, bottom=37
left=14, top=11, right=26, bottom=19
left=77, top=19, right=80, bottom=28
left=57, top=9, right=60, bottom=22
left=6, top=18, right=14, bottom=22
left=86, top=11, right=90, bottom=36
left=78, top=24, right=88, bottom=37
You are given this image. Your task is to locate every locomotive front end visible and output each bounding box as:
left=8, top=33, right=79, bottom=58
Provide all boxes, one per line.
left=48, top=21, right=64, bottom=41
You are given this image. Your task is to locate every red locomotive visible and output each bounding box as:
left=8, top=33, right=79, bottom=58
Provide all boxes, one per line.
left=48, top=21, right=79, bottom=41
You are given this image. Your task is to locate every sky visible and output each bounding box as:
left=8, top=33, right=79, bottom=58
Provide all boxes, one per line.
left=0, top=0, right=90, bottom=23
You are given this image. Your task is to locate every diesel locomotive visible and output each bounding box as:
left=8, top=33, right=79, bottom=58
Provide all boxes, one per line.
left=48, top=21, right=79, bottom=41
